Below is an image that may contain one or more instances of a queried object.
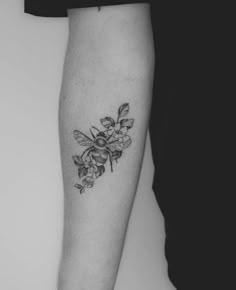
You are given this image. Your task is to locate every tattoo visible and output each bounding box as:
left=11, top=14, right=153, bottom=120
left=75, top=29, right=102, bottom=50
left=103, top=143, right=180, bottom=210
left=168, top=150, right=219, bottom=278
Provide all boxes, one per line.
left=72, top=103, right=134, bottom=194
left=97, top=6, right=102, bottom=11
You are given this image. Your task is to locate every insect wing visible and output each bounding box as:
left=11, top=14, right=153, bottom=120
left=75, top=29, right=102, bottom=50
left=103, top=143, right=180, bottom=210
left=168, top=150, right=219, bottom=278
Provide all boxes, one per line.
left=73, top=130, right=94, bottom=146
left=107, top=135, right=132, bottom=151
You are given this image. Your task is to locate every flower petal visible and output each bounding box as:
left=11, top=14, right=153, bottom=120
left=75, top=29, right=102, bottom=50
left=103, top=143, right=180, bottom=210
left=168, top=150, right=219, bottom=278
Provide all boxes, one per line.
left=85, top=156, right=91, bottom=163
left=113, top=132, right=120, bottom=139
left=119, top=126, right=128, bottom=135
left=92, top=158, right=97, bottom=165
left=107, top=128, right=114, bottom=136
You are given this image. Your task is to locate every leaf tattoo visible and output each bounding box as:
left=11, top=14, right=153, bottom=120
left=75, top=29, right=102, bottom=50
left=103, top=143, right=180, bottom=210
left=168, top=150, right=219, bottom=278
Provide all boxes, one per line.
left=73, top=103, right=134, bottom=194
left=100, top=117, right=116, bottom=128
left=120, top=118, right=134, bottom=129
left=118, top=103, right=129, bottom=118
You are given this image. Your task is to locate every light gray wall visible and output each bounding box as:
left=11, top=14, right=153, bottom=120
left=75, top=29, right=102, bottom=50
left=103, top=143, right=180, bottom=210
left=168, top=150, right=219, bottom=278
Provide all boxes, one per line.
left=0, top=1, right=175, bottom=290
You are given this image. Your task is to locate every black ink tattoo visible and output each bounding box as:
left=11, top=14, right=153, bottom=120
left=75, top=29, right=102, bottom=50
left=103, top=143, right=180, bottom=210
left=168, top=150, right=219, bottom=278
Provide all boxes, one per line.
left=97, top=6, right=102, bottom=11
left=72, top=103, right=134, bottom=194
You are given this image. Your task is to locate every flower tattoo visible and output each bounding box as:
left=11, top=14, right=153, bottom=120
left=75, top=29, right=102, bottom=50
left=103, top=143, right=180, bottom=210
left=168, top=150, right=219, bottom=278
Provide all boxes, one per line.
left=72, top=103, right=134, bottom=194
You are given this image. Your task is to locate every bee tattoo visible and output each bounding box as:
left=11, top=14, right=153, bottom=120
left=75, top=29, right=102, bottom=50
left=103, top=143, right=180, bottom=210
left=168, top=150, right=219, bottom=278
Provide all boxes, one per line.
left=72, top=103, right=134, bottom=194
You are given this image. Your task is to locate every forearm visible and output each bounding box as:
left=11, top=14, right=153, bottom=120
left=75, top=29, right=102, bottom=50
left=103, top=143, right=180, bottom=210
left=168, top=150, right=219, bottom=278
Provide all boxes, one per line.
left=57, top=4, right=154, bottom=290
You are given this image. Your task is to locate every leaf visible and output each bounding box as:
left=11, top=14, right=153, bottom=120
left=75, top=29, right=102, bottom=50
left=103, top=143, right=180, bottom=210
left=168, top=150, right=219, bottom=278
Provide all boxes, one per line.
left=118, top=103, right=129, bottom=118
left=75, top=184, right=85, bottom=194
left=120, top=118, right=134, bottom=129
left=88, top=182, right=94, bottom=188
left=111, top=150, right=122, bottom=161
left=72, top=155, right=84, bottom=166
left=96, top=165, right=105, bottom=177
left=75, top=183, right=83, bottom=190
left=80, top=187, right=85, bottom=194
left=78, top=167, right=87, bottom=178
left=100, top=117, right=115, bottom=128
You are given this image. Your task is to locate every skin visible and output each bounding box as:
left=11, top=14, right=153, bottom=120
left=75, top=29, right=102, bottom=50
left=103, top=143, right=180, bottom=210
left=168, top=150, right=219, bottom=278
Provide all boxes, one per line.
left=57, top=4, right=155, bottom=290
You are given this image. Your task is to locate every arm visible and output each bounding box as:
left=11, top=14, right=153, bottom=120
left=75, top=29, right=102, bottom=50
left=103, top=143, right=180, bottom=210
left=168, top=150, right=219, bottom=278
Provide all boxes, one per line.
left=58, top=4, right=155, bottom=290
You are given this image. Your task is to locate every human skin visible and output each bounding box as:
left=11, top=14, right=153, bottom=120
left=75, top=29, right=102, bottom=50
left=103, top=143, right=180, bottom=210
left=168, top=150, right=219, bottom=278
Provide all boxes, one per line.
left=57, top=4, right=155, bottom=290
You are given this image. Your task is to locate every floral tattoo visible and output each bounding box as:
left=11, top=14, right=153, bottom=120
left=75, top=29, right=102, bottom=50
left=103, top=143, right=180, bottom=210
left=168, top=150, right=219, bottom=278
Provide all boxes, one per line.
left=72, top=103, right=134, bottom=194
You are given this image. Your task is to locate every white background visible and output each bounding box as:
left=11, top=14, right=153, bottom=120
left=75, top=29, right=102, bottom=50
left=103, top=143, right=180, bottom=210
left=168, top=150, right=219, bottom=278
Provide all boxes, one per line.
left=0, top=1, right=175, bottom=289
